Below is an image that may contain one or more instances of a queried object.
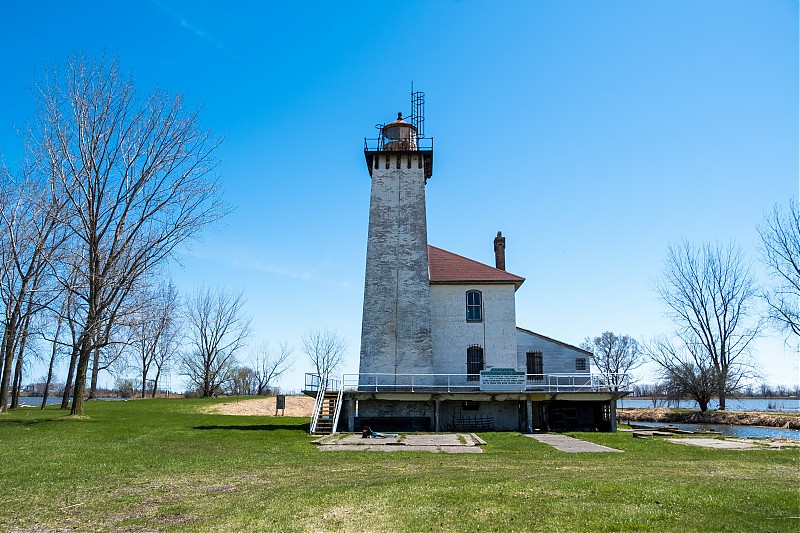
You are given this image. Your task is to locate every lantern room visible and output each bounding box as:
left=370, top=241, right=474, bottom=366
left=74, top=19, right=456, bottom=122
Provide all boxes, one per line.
left=381, top=112, right=418, bottom=151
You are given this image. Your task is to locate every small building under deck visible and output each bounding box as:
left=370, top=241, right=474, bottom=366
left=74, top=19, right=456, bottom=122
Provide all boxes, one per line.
left=307, top=371, right=627, bottom=434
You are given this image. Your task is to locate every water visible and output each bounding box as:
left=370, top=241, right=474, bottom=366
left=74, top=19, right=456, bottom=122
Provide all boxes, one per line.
left=619, top=397, right=799, bottom=412
left=16, top=396, right=61, bottom=407
left=628, top=421, right=800, bottom=440
left=14, top=396, right=127, bottom=406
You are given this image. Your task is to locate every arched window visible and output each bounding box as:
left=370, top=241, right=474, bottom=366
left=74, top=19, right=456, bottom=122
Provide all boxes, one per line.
left=467, top=345, right=484, bottom=381
left=466, top=290, right=482, bottom=322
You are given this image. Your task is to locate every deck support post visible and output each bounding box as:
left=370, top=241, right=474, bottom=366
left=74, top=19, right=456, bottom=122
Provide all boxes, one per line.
left=347, top=397, right=356, bottom=432
left=434, top=398, right=441, bottom=432
left=526, top=397, right=533, bottom=433
left=610, top=400, right=617, bottom=433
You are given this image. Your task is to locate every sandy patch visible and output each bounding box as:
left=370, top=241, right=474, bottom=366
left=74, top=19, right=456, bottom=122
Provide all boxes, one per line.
left=207, top=395, right=315, bottom=417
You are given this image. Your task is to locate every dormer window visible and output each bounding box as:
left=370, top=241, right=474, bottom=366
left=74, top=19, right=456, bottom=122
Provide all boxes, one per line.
left=466, top=290, right=482, bottom=322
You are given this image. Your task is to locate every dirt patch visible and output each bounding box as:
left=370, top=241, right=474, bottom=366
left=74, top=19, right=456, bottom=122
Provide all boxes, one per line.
left=618, top=407, right=800, bottom=429
left=205, top=395, right=314, bottom=417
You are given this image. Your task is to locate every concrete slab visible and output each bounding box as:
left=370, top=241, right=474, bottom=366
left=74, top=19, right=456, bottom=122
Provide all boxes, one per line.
left=313, top=433, right=484, bottom=453
left=526, top=434, right=623, bottom=453
left=319, top=444, right=484, bottom=453
left=404, top=434, right=463, bottom=446
left=335, top=434, right=403, bottom=445
left=667, top=438, right=755, bottom=450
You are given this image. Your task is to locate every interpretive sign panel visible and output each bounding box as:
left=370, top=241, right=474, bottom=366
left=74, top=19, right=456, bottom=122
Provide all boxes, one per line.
left=479, top=368, right=527, bottom=391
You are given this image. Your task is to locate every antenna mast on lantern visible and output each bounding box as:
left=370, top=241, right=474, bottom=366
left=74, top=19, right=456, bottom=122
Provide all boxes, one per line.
left=410, top=82, right=425, bottom=139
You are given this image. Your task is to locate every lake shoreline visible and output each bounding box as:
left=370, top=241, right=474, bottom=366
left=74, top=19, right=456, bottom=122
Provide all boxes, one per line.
left=618, top=407, right=800, bottom=429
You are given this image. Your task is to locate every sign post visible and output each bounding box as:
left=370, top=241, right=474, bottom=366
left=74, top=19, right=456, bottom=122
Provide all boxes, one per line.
left=276, top=394, right=286, bottom=416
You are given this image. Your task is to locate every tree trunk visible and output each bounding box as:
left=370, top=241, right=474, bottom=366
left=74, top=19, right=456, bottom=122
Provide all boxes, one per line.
left=0, top=325, right=18, bottom=412
left=10, top=318, right=31, bottom=410
left=70, top=341, right=92, bottom=416
left=60, top=344, right=79, bottom=410
left=151, top=368, right=161, bottom=398
left=11, top=350, right=23, bottom=409
left=42, top=315, right=63, bottom=409
left=88, top=346, right=100, bottom=399
left=42, top=359, right=55, bottom=409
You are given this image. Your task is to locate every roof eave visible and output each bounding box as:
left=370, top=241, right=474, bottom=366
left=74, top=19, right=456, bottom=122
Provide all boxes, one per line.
left=516, top=326, right=592, bottom=355
left=430, top=278, right=525, bottom=290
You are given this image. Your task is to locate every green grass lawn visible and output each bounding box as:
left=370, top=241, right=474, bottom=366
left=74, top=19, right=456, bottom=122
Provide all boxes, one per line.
left=1, top=398, right=797, bottom=532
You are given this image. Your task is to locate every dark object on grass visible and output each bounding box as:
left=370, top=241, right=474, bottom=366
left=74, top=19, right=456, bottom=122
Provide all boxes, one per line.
left=361, top=426, right=398, bottom=438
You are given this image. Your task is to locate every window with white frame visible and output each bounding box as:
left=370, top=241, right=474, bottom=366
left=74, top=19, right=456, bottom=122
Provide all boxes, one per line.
left=466, top=290, right=482, bottom=322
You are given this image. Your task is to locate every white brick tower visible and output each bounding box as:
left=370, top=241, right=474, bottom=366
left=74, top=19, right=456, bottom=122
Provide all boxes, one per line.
left=360, top=112, right=434, bottom=384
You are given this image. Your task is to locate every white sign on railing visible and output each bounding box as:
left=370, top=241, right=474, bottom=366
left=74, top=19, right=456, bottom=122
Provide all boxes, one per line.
left=479, top=368, right=527, bottom=391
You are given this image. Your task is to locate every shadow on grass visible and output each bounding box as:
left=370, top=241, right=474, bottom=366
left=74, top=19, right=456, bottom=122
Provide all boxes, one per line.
left=0, top=414, right=91, bottom=426
left=193, top=424, right=309, bottom=432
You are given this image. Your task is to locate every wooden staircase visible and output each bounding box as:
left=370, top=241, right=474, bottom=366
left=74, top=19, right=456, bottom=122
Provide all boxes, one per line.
left=311, top=390, right=342, bottom=435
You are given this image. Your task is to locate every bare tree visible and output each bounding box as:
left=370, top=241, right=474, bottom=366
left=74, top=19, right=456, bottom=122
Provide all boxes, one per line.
left=250, top=341, right=294, bottom=395
left=644, top=336, right=717, bottom=412
left=0, top=173, right=66, bottom=412
left=580, top=331, right=642, bottom=389
left=40, top=307, right=66, bottom=409
left=130, top=282, right=179, bottom=398
left=26, top=55, right=227, bottom=415
left=758, top=199, right=800, bottom=338
left=59, top=271, right=84, bottom=410
left=656, top=241, right=761, bottom=410
left=302, top=329, right=348, bottom=386
left=149, top=287, right=181, bottom=398
left=229, top=366, right=257, bottom=396
left=181, top=287, right=251, bottom=397
left=90, top=332, right=135, bottom=398
left=88, top=326, right=133, bottom=399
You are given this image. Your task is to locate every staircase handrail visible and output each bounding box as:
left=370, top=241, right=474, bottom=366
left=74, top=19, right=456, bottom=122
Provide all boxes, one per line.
left=330, top=386, right=344, bottom=435
left=309, top=375, right=327, bottom=434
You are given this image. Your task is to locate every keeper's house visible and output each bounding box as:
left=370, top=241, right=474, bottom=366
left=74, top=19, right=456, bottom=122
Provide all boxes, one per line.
left=306, top=106, right=628, bottom=434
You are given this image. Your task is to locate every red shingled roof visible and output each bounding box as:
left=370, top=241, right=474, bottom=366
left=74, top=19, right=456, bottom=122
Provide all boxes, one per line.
left=428, top=245, right=525, bottom=288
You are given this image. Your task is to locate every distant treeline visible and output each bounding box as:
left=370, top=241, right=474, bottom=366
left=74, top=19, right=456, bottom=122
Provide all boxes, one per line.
left=630, top=383, right=799, bottom=400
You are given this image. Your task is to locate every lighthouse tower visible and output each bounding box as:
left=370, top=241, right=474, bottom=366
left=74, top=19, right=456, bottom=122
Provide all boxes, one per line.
left=360, top=108, right=434, bottom=385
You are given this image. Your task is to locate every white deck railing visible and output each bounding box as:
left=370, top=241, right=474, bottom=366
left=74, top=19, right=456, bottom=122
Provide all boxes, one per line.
left=341, top=373, right=628, bottom=393
left=308, top=374, right=346, bottom=435
left=309, top=378, right=327, bottom=434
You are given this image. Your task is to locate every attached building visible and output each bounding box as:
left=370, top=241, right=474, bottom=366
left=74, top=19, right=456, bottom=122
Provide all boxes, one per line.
left=307, top=110, right=628, bottom=435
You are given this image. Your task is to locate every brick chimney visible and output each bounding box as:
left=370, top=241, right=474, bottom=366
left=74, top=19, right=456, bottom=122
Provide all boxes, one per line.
left=493, top=231, right=506, bottom=270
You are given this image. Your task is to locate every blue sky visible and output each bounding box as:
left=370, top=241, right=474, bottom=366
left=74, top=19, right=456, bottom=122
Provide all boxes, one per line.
left=1, top=1, right=797, bottom=392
